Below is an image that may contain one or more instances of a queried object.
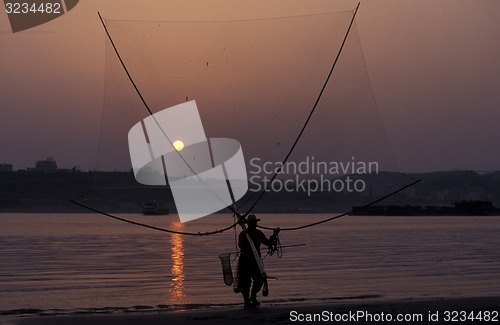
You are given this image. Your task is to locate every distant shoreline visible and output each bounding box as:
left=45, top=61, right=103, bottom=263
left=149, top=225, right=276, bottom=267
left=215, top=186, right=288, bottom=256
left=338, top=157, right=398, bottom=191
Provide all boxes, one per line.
left=2, top=211, right=500, bottom=217
left=2, top=170, right=500, bottom=214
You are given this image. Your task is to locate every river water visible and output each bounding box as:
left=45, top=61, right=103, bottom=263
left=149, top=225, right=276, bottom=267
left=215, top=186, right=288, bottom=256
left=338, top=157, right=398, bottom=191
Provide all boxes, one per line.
left=1, top=213, right=499, bottom=314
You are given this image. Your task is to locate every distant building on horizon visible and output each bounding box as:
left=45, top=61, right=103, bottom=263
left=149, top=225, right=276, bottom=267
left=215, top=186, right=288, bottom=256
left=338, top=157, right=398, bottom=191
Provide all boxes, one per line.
left=0, top=163, right=13, bottom=172
left=28, top=157, right=58, bottom=173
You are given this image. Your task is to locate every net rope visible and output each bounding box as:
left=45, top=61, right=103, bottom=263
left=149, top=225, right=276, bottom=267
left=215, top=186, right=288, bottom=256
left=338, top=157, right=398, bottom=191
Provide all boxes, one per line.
left=71, top=3, right=420, bottom=236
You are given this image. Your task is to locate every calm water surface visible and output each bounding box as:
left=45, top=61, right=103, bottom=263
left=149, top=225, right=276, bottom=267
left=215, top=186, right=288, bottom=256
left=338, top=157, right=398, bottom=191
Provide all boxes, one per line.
left=1, top=213, right=499, bottom=313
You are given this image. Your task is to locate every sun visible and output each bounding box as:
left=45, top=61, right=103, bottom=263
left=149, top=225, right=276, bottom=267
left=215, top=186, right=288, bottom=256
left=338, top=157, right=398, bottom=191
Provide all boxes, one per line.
left=173, top=140, right=184, bottom=151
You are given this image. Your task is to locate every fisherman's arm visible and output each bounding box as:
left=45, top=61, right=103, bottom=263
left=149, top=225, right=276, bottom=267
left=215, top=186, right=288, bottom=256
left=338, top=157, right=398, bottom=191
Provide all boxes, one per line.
left=238, top=231, right=246, bottom=249
left=260, top=228, right=280, bottom=247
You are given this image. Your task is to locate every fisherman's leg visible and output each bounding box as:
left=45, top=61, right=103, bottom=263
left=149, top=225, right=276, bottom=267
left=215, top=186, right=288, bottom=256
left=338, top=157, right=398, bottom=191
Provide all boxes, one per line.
left=238, top=264, right=252, bottom=306
left=249, top=274, right=264, bottom=306
left=239, top=282, right=250, bottom=303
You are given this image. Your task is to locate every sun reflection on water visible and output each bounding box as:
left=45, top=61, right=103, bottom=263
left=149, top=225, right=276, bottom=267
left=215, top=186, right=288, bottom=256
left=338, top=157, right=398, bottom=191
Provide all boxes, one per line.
left=168, top=221, right=190, bottom=305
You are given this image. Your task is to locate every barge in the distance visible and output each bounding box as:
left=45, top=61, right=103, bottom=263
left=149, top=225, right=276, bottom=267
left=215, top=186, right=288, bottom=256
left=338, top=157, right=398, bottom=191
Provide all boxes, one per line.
left=351, top=200, right=500, bottom=216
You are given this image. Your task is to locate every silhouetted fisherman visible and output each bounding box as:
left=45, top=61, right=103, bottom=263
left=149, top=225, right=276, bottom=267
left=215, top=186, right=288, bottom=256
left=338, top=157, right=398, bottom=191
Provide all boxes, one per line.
left=238, top=214, right=280, bottom=307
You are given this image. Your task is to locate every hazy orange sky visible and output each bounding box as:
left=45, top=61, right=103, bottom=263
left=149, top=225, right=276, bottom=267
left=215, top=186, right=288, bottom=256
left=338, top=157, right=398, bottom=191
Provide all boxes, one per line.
left=1, top=0, right=499, bottom=172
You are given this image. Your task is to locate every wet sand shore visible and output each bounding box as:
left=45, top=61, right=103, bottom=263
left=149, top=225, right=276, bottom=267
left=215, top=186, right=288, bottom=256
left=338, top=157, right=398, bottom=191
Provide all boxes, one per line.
left=3, top=296, right=499, bottom=325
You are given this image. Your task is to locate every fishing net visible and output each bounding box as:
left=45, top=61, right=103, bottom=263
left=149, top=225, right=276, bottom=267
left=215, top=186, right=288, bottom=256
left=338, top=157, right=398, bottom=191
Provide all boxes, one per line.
left=73, top=8, right=417, bottom=233
left=218, top=253, right=234, bottom=286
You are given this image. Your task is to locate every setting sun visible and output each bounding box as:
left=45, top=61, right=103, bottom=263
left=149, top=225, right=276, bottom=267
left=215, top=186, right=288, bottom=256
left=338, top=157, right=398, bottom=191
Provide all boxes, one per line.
left=173, top=140, right=184, bottom=151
